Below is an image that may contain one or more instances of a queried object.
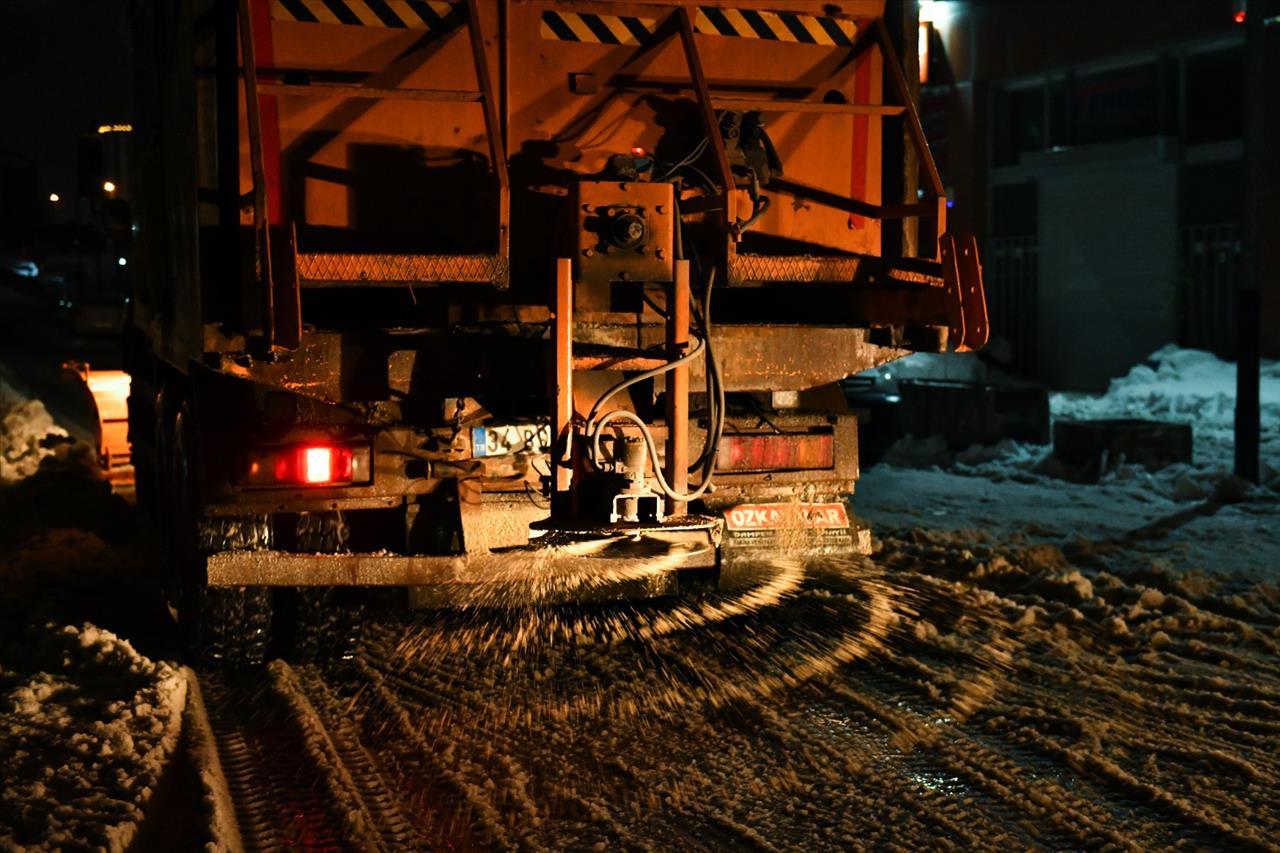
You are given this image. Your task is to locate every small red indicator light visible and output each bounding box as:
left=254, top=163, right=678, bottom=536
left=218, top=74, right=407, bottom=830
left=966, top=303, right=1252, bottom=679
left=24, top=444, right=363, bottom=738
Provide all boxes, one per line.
left=630, top=146, right=646, bottom=156
left=1234, top=10, right=1246, bottom=23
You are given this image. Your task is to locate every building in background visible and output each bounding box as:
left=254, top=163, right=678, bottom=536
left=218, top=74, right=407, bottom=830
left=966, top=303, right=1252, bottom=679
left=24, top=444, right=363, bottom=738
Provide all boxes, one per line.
left=0, top=123, right=134, bottom=335
left=920, top=0, right=1250, bottom=390
left=0, top=151, right=40, bottom=250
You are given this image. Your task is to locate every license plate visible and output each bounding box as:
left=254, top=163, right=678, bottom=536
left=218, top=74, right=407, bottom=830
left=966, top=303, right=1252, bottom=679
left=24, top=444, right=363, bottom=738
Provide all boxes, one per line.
left=472, top=423, right=551, bottom=458
left=724, top=503, right=850, bottom=531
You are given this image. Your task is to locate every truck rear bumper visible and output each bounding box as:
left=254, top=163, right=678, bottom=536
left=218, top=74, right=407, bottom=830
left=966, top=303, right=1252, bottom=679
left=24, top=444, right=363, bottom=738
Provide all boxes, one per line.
left=205, top=525, right=720, bottom=589
left=206, top=551, right=467, bottom=587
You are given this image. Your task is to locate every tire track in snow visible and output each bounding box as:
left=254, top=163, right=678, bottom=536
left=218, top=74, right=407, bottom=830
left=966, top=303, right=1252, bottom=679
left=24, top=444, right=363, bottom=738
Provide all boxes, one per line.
left=201, top=661, right=422, bottom=852
left=201, top=672, right=349, bottom=851
left=208, top=529, right=1280, bottom=850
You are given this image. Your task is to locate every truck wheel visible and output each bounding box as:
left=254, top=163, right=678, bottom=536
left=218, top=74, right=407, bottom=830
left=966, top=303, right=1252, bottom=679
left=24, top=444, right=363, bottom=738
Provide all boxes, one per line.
left=191, top=586, right=273, bottom=668
left=287, top=512, right=361, bottom=662
left=292, top=588, right=364, bottom=663
left=168, top=402, right=272, bottom=668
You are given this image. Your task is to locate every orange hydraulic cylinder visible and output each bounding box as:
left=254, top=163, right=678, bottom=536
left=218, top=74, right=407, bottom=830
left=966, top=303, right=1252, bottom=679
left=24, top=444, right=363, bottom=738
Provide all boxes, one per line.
left=666, top=259, right=691, bottom=515
left=553, top=257, right=574, bottom=500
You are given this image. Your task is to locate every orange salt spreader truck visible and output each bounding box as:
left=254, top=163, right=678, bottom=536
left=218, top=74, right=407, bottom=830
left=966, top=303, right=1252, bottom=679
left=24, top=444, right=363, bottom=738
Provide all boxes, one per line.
left=126, top=0, right=986, bottom=661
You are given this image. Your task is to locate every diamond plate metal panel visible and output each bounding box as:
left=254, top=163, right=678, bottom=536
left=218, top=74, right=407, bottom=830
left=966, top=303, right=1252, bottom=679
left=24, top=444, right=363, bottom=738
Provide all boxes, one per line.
left=729, top=253, right=862, bottom=284
left=297, top=253, right=509, bottom=286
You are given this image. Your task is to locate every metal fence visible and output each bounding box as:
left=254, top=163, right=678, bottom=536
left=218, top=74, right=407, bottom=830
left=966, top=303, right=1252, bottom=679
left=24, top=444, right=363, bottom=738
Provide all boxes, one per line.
left=1178, top=223, right=1241, bottom=359
left=984, top=235, right=1039, bottom=378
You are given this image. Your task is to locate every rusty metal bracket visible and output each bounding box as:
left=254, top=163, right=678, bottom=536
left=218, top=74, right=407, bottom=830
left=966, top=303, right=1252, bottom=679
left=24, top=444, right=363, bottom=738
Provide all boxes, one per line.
left=939, top=233, right=988, bottom=351
left=268, top=223, right=301, bottom=350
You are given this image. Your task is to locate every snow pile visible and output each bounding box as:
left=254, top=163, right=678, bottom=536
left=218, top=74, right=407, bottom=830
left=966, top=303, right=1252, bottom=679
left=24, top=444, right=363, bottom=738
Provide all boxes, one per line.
left=0, top=623, right=187, bottom=852
left=0, top=377, right=68, bottom=483
left=1055, top=344, right=1279, bottom=467
left=883, top=345, right=1280, bottom=497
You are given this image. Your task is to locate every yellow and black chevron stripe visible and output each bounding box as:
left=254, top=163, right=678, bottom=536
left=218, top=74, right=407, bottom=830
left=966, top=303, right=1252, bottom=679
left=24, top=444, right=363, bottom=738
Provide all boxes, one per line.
left=694, top=7, right=857, bottom=46
left=539, top=9, right=657, bottom=45
left=540, top=6, right=857, bottom=48
left=271, top=0, right=460, bottom=30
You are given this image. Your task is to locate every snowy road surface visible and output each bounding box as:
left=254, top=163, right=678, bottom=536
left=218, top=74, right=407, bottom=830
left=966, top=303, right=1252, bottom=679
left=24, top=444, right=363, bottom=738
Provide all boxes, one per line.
left=188, top=537, right=1280, bottom=851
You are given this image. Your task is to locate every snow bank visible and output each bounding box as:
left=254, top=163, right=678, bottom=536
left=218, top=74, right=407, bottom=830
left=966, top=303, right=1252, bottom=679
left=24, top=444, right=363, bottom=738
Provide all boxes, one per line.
left=1054, top=344, right=1279, bottom=473
left=0, top=377, right=68, bottom=483
left=0, top=623, right=187, bottom=852
left=883, top=345, right=1280, bottom=498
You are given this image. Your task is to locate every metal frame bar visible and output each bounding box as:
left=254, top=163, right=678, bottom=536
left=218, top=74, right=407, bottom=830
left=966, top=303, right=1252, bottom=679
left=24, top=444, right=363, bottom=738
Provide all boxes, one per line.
left=269, top=223, right=301, bottom=348
left=665, top=259, right=691, bottom=514
left=216, top=0, right=240, bottom=325
left=552, top=258, right=574, bottom=499
left=767, top=178, right=935, bottom=221
left=710, top=97, right=904, bottom=116
left=237, top=0, right=275, bottom=350
left=872, top=16, right=946, bottom=236
left=465, top=0, right=511, bottom=261
left=255, top=83, right=481, bottom=102
left=676, top=6, right=735, bottom=217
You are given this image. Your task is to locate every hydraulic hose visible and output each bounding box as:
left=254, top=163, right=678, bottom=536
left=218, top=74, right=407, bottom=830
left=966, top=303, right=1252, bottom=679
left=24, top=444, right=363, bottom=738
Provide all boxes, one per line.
left=584, top=267, right=725, bottom=505
left=585, top=335, right=706, bottom=432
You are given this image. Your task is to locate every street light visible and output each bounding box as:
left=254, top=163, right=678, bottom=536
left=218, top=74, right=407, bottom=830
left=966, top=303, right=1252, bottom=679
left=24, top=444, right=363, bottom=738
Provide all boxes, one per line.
left=49, top=192, right=60, bottom=203
left=103, top=180, right=116, bottom=194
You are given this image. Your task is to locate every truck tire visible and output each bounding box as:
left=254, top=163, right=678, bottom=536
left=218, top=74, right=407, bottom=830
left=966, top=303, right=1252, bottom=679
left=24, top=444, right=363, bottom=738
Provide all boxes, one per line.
left=286, top=512, right=362, bottom=662
left=192, top=586, right=273, bottom=668
left=292, top=588, right=364, bottom=663
left=168, top=400, right=272, bottom=668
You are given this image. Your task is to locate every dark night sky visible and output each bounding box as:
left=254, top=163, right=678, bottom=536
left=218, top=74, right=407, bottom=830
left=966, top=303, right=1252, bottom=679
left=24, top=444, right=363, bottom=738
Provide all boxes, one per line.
left=1, top=0, right=133, bottom=198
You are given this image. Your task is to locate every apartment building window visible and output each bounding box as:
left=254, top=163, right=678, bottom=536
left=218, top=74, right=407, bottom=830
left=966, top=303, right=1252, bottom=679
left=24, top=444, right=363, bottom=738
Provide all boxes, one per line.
left=1072, top=62, right=1161, bottom=144
left=992, top=85, right=1045, bottom=167
left=1185, top=47, right=1245, bottom=144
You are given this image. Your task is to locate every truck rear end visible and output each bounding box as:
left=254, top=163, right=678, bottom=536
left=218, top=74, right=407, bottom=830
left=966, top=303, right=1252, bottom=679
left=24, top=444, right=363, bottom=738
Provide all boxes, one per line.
left=127, top=0, right=985, bottom=660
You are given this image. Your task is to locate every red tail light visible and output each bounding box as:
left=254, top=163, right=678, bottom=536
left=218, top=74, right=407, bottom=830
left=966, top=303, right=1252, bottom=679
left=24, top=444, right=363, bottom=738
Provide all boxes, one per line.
left=241, top=444, right=370, bottom=487
left=715, top=432, right=835, bottom=473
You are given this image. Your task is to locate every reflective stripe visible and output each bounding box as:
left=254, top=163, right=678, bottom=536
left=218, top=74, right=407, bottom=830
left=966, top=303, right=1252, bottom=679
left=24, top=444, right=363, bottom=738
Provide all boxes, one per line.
left=540, top=7, right=857, bottom=47
left=269, top=0, right=460, bottom=30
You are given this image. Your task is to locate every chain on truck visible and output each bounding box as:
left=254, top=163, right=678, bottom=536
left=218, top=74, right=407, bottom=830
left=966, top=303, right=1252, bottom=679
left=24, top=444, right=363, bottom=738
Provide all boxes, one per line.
left=124, top=0, right=987, bottom=663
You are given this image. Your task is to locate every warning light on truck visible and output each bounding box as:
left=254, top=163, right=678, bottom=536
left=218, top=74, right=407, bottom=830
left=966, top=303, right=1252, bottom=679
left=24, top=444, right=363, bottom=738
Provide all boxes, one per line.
left=240, top=444, right=369, bottom=487
left=715, top=433, right=835, bottom=473
left=304, top=447, right=336, bottom=483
